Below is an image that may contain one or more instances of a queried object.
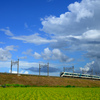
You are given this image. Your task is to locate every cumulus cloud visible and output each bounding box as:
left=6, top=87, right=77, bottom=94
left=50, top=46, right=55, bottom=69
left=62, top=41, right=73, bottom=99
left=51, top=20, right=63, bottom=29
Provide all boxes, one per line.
left=80, top=61, right=94, bottom=73
left=11, top=33, right=57, bottom=45
left=41, top=48, right=52, bottom=60
left=51, top=29, right=100, bottom=50
left=33, top=47, right=74, bottom=62
left=33, top=52, right=41, bottom=59
left=41, top=0, right=100, bottom=36
left=51, top=49, right=74, bottom=62
left=80, top=60, right=100, bottom=75
left=40, top=0, right=100, bottom=74
left=23, top=47, right=74, bottom=62
left=1, top=0, right=99, bottom=75
left=22, top=49, right=41, bottom=59
left=0, top=45, right=18, bottom=61
left=0, top=48, right=12, bottom=61
left=72, top=30, right=100, bottom=42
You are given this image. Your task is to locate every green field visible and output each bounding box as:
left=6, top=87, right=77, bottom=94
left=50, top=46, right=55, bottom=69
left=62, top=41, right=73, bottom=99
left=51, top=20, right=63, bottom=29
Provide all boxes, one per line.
left=0, top=87, right=100, bottom=100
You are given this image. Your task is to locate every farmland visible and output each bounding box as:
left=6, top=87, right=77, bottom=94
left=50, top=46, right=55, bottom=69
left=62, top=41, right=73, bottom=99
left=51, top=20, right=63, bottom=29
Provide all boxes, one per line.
left=0, top=73, right=100, bottom=100
left=0, top=87, right=100, bottom=100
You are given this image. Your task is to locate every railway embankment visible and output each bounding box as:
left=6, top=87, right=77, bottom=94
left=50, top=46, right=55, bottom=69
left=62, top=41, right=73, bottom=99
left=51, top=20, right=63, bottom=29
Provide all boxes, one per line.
left=0, top=73, right=100, bottom=87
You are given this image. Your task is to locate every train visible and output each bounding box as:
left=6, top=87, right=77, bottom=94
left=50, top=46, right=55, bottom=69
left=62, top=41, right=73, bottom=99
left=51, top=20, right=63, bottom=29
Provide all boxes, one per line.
left=60, top=72, right=100, bottom=80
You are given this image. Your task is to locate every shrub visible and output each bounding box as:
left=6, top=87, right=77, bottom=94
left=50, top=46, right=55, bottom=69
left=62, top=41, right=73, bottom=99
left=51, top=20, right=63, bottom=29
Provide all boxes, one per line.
left=65, top=85, right=72, bottom=87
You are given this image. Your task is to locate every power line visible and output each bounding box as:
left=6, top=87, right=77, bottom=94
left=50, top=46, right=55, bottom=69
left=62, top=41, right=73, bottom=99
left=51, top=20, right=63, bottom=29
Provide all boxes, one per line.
left=63, top=66, right=74, bottom=73
left=11, top=59, right=19, bottom=75
left=39, top=63, right=49, bottom=76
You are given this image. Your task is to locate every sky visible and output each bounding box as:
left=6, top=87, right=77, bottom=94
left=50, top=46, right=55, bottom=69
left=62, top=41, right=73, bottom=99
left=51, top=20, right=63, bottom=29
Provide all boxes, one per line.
left=0, top=0, right=100, bottom=76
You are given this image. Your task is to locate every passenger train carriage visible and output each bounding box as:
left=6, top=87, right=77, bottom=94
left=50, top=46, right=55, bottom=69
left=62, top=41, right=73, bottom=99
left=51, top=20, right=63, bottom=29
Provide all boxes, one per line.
left=60, top=72, right=100, bottom=80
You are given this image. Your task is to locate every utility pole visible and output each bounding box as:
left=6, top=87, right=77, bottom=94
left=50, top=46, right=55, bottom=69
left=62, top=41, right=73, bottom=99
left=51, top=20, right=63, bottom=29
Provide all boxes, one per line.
left=11, top=60, right=12, bottom=73
left=72, top=66, right=74, bottom=73
left=91, top=69, right=93, bottom=78
left=47, top=63, right=49, bottom=76
left=63, top=67, right=65, bottom=72
left=39, top=64, right=40, bottom=76
left=17, top=59, right=19, bottom=75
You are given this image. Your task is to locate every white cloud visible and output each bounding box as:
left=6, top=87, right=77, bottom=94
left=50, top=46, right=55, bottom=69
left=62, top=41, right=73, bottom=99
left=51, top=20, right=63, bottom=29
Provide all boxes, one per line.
left=0, top=46, right=18, bottom=61
left=80, top=60, right=100, bottom=75
left=9, top=70, right=29, bottom=74
left=0, top=61, right=39, bottom=68
left=80, top=61, right=94, bottom=72
left=19, top=61, right=39, bottom=68
left=5, top=45, right=18, bottom=51
left=0, top=61, right=11, bottom=68
left=33, top=48, right=74, bottom=62
left=52, top=49, right=74, bottom=62
left=18, top=56, right=27, bottom=59
left=24, top=71, right=28, bottom=74
left=33, top=52, right=41, bottom=59
left=22, top=49, right=33, bottom=56
left=0, top=28, right=14, bottom=36
left=40, top=0, right=100, bottom=73
left=70, top=30, right=100, bottom=41
left=52, top=49, right=62, bottom=60
left=24, top=23, right=28, bottom=28
left=0, top=48, right=12, bottom=61
left=81, top=30, right=100, bottom=41
left=41, top=48, right=52, bottom=60
left=41, top=0, right=100, bottom=36
left=23, top=49, right=41, bottom=59
left=23, top=47, right=74, bottom=63
left=11, top=33, right=57, bottom=45
left=68, top=0, right=94, bottom=22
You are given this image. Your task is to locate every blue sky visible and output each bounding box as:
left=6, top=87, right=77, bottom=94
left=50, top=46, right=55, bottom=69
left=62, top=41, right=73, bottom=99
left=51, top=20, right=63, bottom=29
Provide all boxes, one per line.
left=0, top=0, right=100, bottom=76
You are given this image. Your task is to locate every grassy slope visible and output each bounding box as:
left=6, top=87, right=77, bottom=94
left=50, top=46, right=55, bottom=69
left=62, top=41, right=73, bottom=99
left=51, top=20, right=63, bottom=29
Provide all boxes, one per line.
left=0, top=73, right=100, bottom=87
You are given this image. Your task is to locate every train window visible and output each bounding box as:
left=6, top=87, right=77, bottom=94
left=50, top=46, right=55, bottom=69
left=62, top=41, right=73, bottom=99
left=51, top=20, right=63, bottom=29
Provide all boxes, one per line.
left=60, top=73, right=64, bottom=76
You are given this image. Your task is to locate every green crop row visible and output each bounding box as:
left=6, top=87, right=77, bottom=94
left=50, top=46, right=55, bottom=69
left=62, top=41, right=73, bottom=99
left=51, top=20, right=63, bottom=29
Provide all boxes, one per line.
left=1, top=84, right=76, bottom=88
left=1, top=84, right=92, bottom=88
left=0, top=87, right=100, bottom=100
left=1, top=84, right=32, bottom=87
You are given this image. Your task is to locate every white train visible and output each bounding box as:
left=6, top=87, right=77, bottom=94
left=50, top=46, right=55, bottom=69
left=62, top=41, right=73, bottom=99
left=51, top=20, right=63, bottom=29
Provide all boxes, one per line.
left=60, top=72, right=100, bottom=80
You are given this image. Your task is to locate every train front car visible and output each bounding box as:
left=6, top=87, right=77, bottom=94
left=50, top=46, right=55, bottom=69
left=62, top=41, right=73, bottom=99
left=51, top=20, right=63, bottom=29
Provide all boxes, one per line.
left=60, top=72, right=64, bottom=77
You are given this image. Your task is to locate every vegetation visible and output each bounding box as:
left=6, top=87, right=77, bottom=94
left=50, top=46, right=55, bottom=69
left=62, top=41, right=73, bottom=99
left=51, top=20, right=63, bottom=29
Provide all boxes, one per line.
left=0, top=87, right=99, bottom=100
left=0, top=73, right=100, bottom=87
left=1, top=84, right=76, bottom=88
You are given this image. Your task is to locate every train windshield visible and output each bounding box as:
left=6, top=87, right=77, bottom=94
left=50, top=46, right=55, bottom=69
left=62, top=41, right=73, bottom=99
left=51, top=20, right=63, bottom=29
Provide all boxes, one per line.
left=60, top=72, right=64, bottom=76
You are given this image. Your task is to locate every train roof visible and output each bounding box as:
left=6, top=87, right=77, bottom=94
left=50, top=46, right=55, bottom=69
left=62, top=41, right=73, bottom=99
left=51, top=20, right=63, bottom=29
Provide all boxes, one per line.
left=61, top=72, right=100, bottom=77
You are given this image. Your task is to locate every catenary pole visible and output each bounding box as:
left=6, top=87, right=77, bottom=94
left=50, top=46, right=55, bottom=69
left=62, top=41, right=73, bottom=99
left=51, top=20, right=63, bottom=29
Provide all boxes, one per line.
left=17, top=59, right=19, bottom=75
left=47, top=63, right=49, bottom=76
left=11, top=60, right=12, bottom=73
left=39, top=64, right=40, bottom=76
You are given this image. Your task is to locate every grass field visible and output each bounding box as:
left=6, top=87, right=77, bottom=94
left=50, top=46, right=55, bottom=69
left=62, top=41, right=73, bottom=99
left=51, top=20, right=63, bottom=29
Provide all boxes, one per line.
left=0, top=87, right=100, bottom=100
left=0, top=73, right=100, bottom=87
